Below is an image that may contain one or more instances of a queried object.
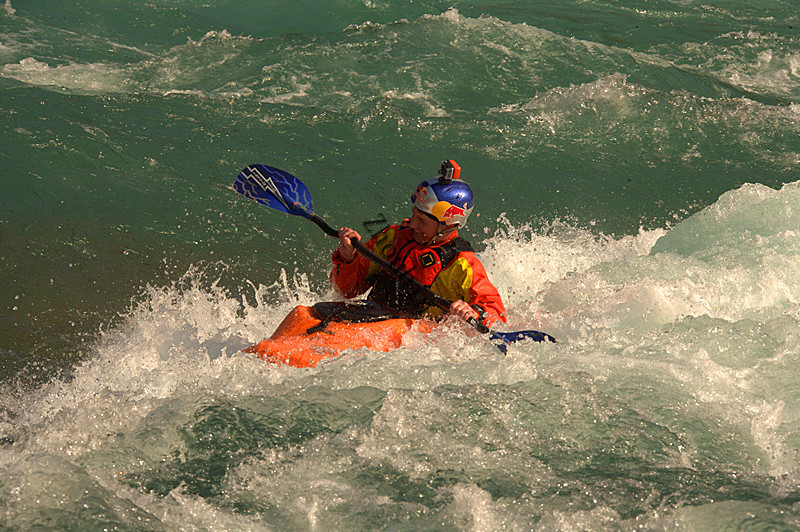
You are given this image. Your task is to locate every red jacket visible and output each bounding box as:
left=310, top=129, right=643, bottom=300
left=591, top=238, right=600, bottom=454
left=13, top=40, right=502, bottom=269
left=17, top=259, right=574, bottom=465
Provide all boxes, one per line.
left=330, top=221, right=506, bottom=324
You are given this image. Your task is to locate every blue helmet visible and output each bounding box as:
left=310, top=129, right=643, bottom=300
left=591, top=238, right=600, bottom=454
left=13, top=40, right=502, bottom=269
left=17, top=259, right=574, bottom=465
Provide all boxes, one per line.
left=410, top=160, right=474, bottom=229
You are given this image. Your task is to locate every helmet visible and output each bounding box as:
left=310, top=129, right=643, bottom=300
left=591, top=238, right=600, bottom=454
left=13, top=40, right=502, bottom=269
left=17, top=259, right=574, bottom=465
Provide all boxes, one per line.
left=410, top=160, right=474, bottom=229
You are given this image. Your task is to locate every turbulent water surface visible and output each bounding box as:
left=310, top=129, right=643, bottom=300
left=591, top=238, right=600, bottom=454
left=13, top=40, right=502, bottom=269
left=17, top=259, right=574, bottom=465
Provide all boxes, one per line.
left=2, top=0, right=800, bottom=529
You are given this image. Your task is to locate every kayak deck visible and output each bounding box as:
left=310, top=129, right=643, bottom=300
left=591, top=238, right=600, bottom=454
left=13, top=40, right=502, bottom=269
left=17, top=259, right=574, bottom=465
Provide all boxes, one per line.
left=245, top=305, right=432, bottom=368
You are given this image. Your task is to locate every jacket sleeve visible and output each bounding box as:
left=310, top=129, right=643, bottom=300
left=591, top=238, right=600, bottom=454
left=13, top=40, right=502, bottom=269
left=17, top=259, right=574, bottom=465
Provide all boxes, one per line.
left=330, top=247, right=372, bottom=298
left=431, top=252, right=507, bottom=324
left=329, top=228, right=392, bottom=298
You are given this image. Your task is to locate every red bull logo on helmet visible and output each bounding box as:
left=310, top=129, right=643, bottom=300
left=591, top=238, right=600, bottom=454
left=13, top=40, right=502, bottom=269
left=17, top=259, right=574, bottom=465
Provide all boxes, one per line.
left=442, top=204, right=467, bottom=219
left=414, top=185, right=429, bottom=205
left=431, top=200, right=468, bottom=223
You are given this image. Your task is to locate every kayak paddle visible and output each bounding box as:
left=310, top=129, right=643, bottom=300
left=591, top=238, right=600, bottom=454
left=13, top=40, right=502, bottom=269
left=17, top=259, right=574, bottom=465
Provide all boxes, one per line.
left=233, top=164, right=556, bottom=351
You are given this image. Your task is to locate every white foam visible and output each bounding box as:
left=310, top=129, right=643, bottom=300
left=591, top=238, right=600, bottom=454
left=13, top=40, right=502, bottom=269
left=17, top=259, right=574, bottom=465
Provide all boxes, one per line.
left=4, top=181, right=800, bottom=528
left=2, top=57, right=132, bottom=94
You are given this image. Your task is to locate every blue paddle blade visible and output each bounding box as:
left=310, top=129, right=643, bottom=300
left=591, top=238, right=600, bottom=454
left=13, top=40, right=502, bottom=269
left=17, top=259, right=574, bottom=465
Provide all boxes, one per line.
left=233, top=164, right=314, bottom=219
left=489, top=329, right=556, bottom=354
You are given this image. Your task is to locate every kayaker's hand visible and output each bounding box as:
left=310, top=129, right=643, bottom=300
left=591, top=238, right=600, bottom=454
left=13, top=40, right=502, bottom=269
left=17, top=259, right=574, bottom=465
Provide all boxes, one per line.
left=337, top=227, right=361, bottom=262
left=449, top=300, right=479, bottom=322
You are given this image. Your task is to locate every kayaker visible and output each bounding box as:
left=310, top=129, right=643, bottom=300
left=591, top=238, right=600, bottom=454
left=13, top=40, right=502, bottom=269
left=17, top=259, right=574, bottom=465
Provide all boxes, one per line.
left=330, top=160, right=507, bottom=325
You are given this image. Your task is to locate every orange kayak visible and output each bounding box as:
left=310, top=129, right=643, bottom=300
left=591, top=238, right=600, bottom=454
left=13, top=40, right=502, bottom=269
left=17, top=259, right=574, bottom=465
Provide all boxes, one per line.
left=245, top=302, right=433, bottom=368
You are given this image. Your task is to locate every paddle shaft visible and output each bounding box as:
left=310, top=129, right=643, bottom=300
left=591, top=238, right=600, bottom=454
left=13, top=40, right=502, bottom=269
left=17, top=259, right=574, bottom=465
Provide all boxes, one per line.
left=309, top=214, right=493, bottom=334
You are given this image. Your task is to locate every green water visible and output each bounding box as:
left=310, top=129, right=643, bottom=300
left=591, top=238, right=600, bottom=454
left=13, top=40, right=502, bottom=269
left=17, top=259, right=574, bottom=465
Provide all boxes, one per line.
left=2, top=0, right=800, bottom=529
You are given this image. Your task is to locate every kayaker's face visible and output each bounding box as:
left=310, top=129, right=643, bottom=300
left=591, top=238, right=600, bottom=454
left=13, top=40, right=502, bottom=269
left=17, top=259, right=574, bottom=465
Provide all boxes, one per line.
left=410, top=207, right=444, bottom=245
